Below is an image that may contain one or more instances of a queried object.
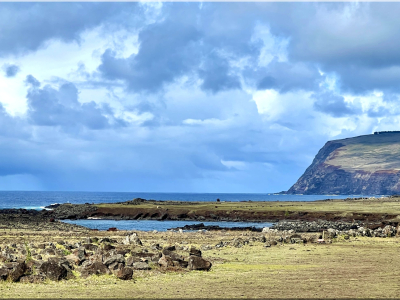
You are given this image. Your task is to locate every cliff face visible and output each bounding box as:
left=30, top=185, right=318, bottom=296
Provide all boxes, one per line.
left=287, top=133, right=400, bottom=195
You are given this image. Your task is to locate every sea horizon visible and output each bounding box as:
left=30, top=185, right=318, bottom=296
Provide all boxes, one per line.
left=0, top=190, right=383, bottom=210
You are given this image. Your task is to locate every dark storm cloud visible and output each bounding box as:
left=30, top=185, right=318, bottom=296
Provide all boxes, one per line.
left=97, top=3, right=260, bottom=94
left=313, top=92, right=361, bottom=117
left=25, top=76, right=125, bottom=130
left=2, top=64, right=20, bottom=77
left=98, top=18, right=202, bottom=92
left=0, top=3, right=139, bottom=56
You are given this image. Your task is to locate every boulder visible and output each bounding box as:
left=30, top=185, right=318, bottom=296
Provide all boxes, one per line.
left=189, top=246, right=201, bottom=257
left=163, top=245, right=176, bottom=251
left=232, top=238, right=245, bottom=248
left=158, top=253, right=187, bottom=268
left=125, top=256, right=135, bottom=266
left=65, top=254, right=81, bottom=266
left=39, top=261, right=67, bottom=281
left=8, top=262, right=26, bottom=282
left=81, top=262, right=110, bottom=278
left=116, top=249, right=129, bottom=256
left=150, top=243, right=162, bottom=250
left=158, top=255, right=174, bottom=268
left=0, top=268, right=8, bottom=281
left=161, top=250, right=187, bottom=267
left=122, top=233, right=142, bottom=246
left=75, top=248, right=87, bottom=262
left=188, top=256, right=212, bottom=271
left=89, top=254, right=104, bottom=264
left=103, top=244, right=115, bottom=251
left=327, top=228, right=337, bottom=238
left=115, top=267, right=133, bottom=280
left=99, top=238, right=116, bottom=244
left=108, top=262, right=124, bottom=273
left=262, top=227, right=270, bottom=233
left=215, top=241, right=224, bottom=248
left=82, top=244, right=98, bottom=252
left=104, top=254, right=125, bottom=266
left=132, top=262, right=151, bottom=270
left=383, top=225, right=396, bottom=237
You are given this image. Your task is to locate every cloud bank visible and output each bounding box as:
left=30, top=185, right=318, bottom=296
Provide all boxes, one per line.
left=0, top=2, right=399, bottom=192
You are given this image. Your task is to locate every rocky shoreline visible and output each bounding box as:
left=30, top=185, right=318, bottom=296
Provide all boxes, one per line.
left=0, top=208, right=87, bottom=231
left=168, top=223, right=264, bottom=232
left=1, top=197, right=399, bottom=234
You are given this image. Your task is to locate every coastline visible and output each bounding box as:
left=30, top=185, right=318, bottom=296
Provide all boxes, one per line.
left=1, top=196, right=399, bottom=232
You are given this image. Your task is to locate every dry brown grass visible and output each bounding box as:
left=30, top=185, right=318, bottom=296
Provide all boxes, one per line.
left=1, top=230, right=400, bottom=298
left=98, top=196, right=400, bottom=216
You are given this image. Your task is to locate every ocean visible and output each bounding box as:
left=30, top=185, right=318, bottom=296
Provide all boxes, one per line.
left=0, top=191, right=374, bottom=210
left=0, top=191, right=379, bottom=231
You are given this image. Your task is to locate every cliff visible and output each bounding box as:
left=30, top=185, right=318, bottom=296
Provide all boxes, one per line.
left=287, top=132, right=400, bottom=195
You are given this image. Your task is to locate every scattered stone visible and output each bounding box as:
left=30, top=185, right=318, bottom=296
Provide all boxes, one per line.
left=8, top=262, right=26, bottom=282
left=39, top=260, right=67, bottom=281
left=81, top=262, right=110, bottom=278
left=150, top=243, right=162, bottom=251
left=232, top=238, right=245, bottom=248
left=164, top=245, right=176, bottom=251
left=158, top=255, right=174, bottom=268
left=189, top=246, right=201, bottom=257
left=188, top=256, right=212, bottom=271
left=115, top=267, right=133, bottom=280
left=103, top=244, right=115, bottom=251
left=123, top=233, right=143, bottom=246
left=132, top=262, right=151, bottom=270
left=104, top=254, right=125, bottom=266
left=0, top=268, right=8, bottom=281
left=82, top=244, right=98, bottom=251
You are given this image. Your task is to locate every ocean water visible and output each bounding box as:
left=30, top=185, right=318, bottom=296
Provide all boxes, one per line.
left=0, top=191, right=377, bottom=210
left=0, top=191, right=381, bottom=231
left=62, top=219, right=274, bottom=232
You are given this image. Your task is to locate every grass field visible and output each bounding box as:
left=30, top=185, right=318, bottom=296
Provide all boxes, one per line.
left=1, top=230, right=400, bottom=298
left=96, top=196, right=400, bottom=216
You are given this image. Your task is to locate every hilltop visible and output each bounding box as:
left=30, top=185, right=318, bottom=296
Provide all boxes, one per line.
left=287, top=131, right=400, bottom=195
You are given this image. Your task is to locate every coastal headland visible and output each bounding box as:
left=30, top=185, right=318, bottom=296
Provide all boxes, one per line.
left=287, top=132, right=400, bottom=195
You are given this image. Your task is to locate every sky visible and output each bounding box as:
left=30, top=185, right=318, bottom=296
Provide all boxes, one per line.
left=0, top=2, right=400, bottom=193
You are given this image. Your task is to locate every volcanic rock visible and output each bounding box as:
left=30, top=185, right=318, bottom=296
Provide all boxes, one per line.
left=188, top=256, right=212, bottom=271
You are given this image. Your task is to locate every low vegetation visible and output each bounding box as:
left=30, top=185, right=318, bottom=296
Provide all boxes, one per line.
left=1, top=229, right=400, bottom=298
left=97, top=196, right=400, bottom=216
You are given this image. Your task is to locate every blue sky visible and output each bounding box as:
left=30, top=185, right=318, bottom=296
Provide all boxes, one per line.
left=0, top=2, right=399, bottom=192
